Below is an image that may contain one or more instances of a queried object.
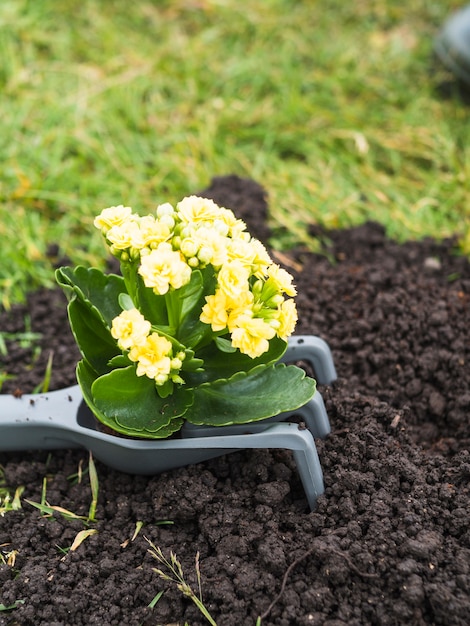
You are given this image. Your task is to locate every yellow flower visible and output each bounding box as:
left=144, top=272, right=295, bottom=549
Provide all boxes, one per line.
left=230, top=316, right=276, bottom=359
left=250, top=239, right=272, bottom=278
left=107, top=221, right=144, bottom=251
left=176, top=196, right=221, bottom=225
left=192, top=227, right=228, bottom=267
left=226, top=290, right=255, bottom=331
left=128, top=332, right=172, bottom=382
left=276, top=298, right=298, bottom=340
left=111, top=309, right=151, bottom=350
left=226, top=238, right=257, bottom=268
left=156, top=202, right=175, bottom=219
left=93, top=205, right=133, bottom=233
left=266, top=264, right=297, bottom=296
left=200, top=288, right=254, bottom=332
left=138, top=215, right=171, bottom=250
left=217, top=260, right=250, bottom=300
left=200, top=290, right=229, bottom=331
left=217, top=207, right=247, bottom=239
left=138, top=244, right=192, bottom=295
left=179, top=236, right=199, bottom=259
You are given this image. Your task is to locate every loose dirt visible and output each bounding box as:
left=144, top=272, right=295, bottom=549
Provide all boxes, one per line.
left=0, top=176, right=469, bottom=625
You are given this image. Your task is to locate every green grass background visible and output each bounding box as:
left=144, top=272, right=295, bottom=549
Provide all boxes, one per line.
left=0, top=0, right=468, bottom=307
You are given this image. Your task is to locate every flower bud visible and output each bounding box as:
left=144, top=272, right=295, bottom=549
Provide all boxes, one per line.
left=266, top=294, right=284, bottom=308
left=171, top=358, right=183, bottom=370
left=156, top=202, right=175, bottom=218
left=129, top=247, right=141, bottom=261
left=198, top=246, right=213, bottom=265
left=155, top=373, right=169, bottom=386
left=171, top=374, right=185, bottom=385
left=159, top=214, right=175, bottom=229
left=181, top=239, right=198, bottom=258
left=252, top=279, right=264, bottom=298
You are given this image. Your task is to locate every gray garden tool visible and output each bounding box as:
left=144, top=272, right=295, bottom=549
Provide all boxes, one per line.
left=0, top=335, right=336, bottom=509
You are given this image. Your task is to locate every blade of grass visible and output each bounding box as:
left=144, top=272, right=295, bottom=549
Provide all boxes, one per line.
left=25, top=500, right=88, bottom=522
left=33, top=350, right=53, bottom=394
left=87, top=452, right=99, bottom=523
left=69, top=528, right=98, bottom=552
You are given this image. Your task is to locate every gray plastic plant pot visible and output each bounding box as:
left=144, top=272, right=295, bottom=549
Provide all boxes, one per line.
left=435, top=4, right=470, bottom=85
left=0, top=335, right=336, bottom=510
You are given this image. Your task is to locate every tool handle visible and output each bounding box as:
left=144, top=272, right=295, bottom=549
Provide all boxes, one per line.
left=284, top=335, right=337, bottom=385
left=0, top=386, right=83, bottom=451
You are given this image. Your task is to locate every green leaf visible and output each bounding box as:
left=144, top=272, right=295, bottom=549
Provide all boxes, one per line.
left=187, top=363, right=316, bottom=426
left=214, top=336, right=236, bottom=353
left=120, top=261, right=176, bottom=333
left=118, top=293, right=135, bottom=311
left=77, top=360, right=187, bottom=438
left=178, top=269, right=204, bottom=321
left=108, top=354, right=132, bottom=368
left=68, top=297, right=120, bottom=375
left=56, top=266, right=125, bottom=326
left=181, top=355, right=204, bottom=371
left=156, top=378, right=173, bottom=398
left=175, top=266, right=217, bottom=347
left=133, top=271, right=168, bottom=326
left=56, top=266, right=125, bottom=374
left=77, top=359, right=110, bottom=422
left=91, top=366, right=193, bottom=437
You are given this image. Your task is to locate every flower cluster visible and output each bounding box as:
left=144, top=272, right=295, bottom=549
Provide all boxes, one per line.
left=94, top=196, right=298, bottom=382
left=110, top=308, right=185, bottom=384
left=58, top=194, right=316, bottom=439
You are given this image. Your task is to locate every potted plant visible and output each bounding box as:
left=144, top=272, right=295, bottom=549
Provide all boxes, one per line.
left=2, top=195, right=336, bottom=509
left=56, top=195, right=317, bottom=439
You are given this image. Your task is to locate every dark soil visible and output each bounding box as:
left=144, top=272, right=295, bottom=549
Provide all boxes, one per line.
left=1, top=175, right=469, bottom=626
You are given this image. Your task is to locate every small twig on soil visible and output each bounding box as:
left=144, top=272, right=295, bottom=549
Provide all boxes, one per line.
left=260, top=545, right=378, bottom=620
left=260, top=546, right=316, bottom=620
left=329, top=548, right=379, bottom=580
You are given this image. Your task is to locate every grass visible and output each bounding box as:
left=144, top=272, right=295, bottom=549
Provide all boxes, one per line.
left=0, top=0, right=469, bottom=306
left=0, top=466, right=24, bottom=516
left=26, top=452, right=99, bottom=524
left=146, top=539, right=218, bottom=626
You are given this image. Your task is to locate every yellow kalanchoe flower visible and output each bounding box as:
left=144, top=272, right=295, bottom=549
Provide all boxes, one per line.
left=93, top=205, right=133, bottom=233
left=231, top=316, right=276, bottom=359
left=217, top=259, right=251, bottom=300
left=200, top=290, right=229, bottom=332
left=176, top=196, right=222, bottom=225
left=277, top=298, right=298, bottom=340
left=250, top=239, right=272, bottom=278
left=138, top=215, right=171, bottom=250
left=106, top=221, right=144, bottom=252
left=201, top=289, right=254, bottom=333
left=98, top=196, right=299, bottom=365
left=191, top=226, right=228, bottom=268
left=111, top=309, right=151, bottom=350
left=226, top=238, right=258, bottom=268
left=226, top=290, right=255, bottom=331
left=266, top=264, right=297, bottom=297
left=217, top=207, right=247, bottom=239
left=138, top=244, right=192, bottom=295
left=128, top=333, right=173, bottom=383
